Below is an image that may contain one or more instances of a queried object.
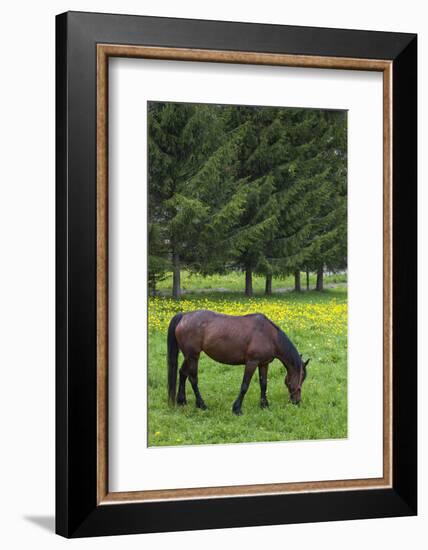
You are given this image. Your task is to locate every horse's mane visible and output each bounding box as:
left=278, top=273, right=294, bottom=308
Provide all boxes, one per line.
left=266, top=317, right=301, bottom=370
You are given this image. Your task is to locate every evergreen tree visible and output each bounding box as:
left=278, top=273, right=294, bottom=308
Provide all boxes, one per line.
left=298, top=110, right=347, bottom=291
left=247, top=108, right=347, bottom=293
left=236, top=107, right=319, bottom=294
left=148, top=102, right=225, bottom=297
left=148, top=222, right=170, bottom=295
left=148, top=102, right=347, bottom=297
left=222, top=106, right=284, bottom=295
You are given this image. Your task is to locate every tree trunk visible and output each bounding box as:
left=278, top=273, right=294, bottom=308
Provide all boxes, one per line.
left=316, top=266, right=324, bottom=291
left=294, top=270, right=301, bottom=292
left=172, top=251, right=181, bottom=299
left=245, top=265, right=253, bottom=297
left=306, top=269, right=310, bottom=291
left=265, top=274, right=272, bottom=295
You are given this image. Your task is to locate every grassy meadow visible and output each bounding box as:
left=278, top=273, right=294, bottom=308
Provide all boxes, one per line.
left=147, top=274, right=348, bottom=447
left=155, top=270, right=347, bottom=294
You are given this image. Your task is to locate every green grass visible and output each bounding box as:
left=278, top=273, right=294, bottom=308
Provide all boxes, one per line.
left=156, top=270, right=347, bottom=293
left=147, top=287, right=347, bottom=446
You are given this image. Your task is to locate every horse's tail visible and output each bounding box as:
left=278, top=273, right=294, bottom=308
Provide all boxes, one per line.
left=167, top=312, right=184, bottom=405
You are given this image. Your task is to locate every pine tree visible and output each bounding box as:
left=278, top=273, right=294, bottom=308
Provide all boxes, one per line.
left=148, top=102, right=258, bottom=296
left=249, top=108, right=347, bottom=294
left=299, top=110, right=347, bottom=291
left=148, top=222, right=170, bottom=295
left=221, top=106, right=284, bottom=295
left=148, top=102, right=225, bottom=297
left=236, top=107, right=320, bottom=294
left=148, top=102, right=347, bottom=298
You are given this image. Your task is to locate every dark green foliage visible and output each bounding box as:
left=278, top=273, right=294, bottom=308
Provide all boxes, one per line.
left=148, top=223, right=170, bottom=295
left=246, top=108, right=347, bottom=292
left=148, top=101, right=347, bottom=296
left=148, top=102, right=227, bottom=296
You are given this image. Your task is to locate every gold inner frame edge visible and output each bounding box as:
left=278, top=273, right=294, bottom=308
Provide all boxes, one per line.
left=96, top=44, right=393, bottom=505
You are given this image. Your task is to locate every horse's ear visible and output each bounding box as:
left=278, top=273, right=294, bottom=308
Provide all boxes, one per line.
left=304, top=358, right=311, bottom=367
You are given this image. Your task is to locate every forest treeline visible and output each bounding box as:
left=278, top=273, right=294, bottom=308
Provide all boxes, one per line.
left=148, top=101, right=347, bottom=297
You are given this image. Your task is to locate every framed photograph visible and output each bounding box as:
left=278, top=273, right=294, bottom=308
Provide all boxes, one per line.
left=56, top=11, right=417, bottom=537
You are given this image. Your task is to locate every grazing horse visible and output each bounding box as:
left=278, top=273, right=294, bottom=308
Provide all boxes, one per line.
left=167, top=309, right=310, bottom=415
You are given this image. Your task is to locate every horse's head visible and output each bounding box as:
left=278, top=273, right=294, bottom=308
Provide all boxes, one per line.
left=285, top=357, right=310, bottom=404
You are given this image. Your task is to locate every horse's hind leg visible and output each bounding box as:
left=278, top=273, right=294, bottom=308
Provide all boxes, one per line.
left=176, top=360, right=189, bottom=406
left=232, top=361, right=258, bottom=415
left=188, top=356, right=207, bottom=410
left=259, top=364, right=269, bottom=408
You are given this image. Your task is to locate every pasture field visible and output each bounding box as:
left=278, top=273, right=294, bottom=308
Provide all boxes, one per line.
left=147, top=283, right=348, bottom=447
left=155, top=270, right=347, bottom=294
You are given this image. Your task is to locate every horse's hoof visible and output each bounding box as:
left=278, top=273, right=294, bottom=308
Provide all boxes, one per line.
left=176, top=398, right=187, bottom=406
left=260, top=400, right=269, bottom=409
left=197, top=402, right=207, bottom=410
left=232, top=404, right=242, bottom=415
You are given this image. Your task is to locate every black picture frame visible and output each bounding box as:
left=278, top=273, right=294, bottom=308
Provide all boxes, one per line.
left=56, top=11, right=417, bottom=538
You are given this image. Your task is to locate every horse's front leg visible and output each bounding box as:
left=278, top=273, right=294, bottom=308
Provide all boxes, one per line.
left=232, top=361, right=258, bottom=415
left=188, top=356, right=207, bottom=410
left=259, top=363, right=269, bottom=408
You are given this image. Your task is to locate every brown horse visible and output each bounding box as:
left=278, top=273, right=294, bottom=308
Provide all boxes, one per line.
left=167, top=310, right=310, bottom=414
